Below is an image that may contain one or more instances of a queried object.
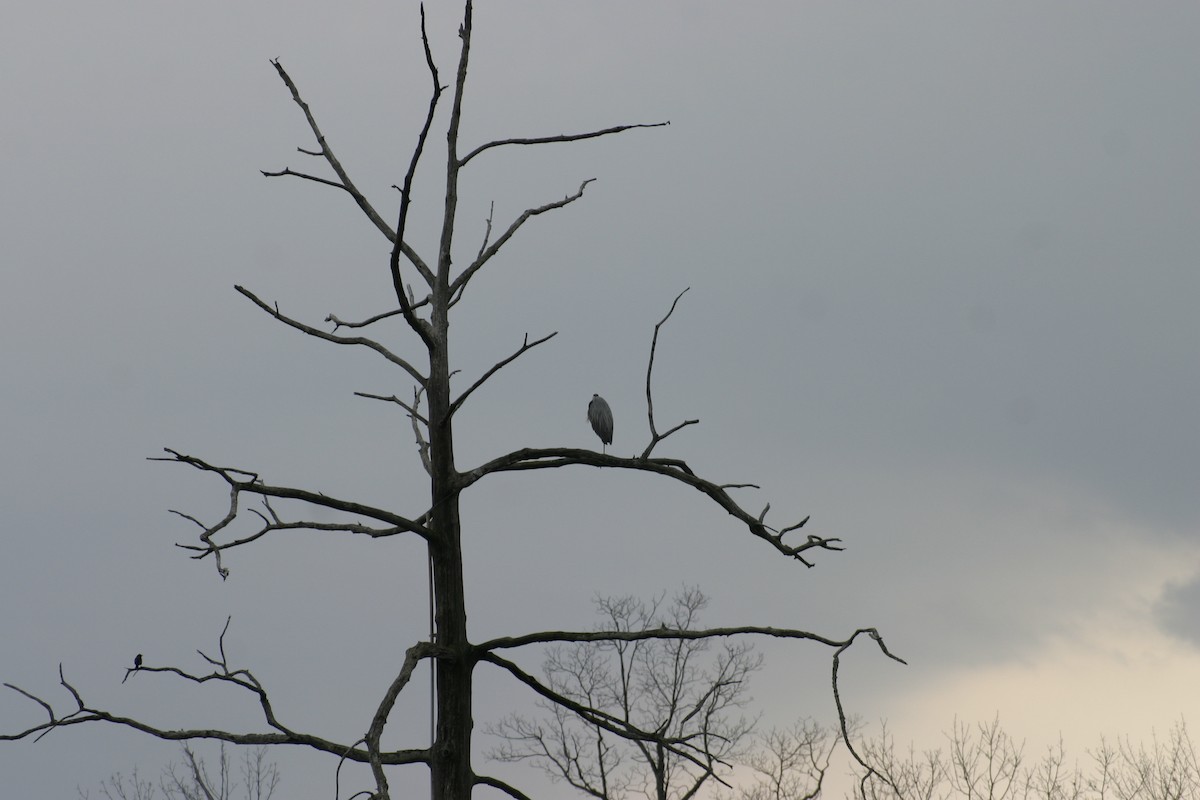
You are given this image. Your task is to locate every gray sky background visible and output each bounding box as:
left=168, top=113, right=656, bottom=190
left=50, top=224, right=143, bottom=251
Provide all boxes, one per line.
left=3, top=2, right=1199, bottom=797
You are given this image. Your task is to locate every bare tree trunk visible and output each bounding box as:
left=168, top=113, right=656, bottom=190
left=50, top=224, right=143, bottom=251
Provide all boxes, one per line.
left=428, top=316, right=472, bottom=799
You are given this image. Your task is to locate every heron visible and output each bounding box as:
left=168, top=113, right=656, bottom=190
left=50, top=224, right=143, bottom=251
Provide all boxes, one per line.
left=588, top=393, right=613, bottom=453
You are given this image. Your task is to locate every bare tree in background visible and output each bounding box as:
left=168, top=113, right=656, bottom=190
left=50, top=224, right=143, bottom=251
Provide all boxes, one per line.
left=81, top=744, right=279, bottom=800
left=488, top=588, right=762, bottom=800
left=853, top=717, right=1200, bottom=800
left=730, top=719, right=842, bottom=800
left=1, top=3, right=904, bottom=799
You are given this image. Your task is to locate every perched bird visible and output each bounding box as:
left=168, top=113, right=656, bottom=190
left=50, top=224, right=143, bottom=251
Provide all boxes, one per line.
left=134, top=654, right=143, bottom=669
left=588, top=394, right=613, bottom=453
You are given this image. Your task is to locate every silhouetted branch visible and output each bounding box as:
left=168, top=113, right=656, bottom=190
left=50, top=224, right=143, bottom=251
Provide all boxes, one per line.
left=449, top=331, right=559, bottom=418
left=459, top=121, right=671, bottom=167
left=476, top=624, right=848, bottom=654
left=475, top=774, right=535, bottom=800
left=266, top=58, right=433, bottom=285
left=642, top=288, right=699, bottom=458
left=450, top=179, right=596, bottom=295
left=355, top=391, right=429, bottom=425
left=235, top=285, right=427, bottom=386
left=834, top=628, right=910, bottom=798
left=327, top=297, right=431, bottom=332
left=476, top=201, right=495, bottom=259
left=0, top=628, right=431, bottom=768
left=479, top=652, right=730, bottom=787
left=366, top=641, right=439, bottom=796
left=461, top=449, right=839, bottom=565
left=151, top=448, right=433, bottom=577
left=388, top=4, right=442, bottom=351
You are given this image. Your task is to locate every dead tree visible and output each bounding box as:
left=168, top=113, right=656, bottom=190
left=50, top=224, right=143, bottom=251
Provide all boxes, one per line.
left=1, top=3, right=904, bottom=799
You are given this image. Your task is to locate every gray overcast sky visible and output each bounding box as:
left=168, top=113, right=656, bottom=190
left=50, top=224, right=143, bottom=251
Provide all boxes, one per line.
left=3, top=2, right=1199, bottom=797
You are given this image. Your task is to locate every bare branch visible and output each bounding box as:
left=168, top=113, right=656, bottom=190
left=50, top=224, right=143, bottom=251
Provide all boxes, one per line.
left=388, top=4, right=442, bottom=351
left=258, top=167, right=345, bottom=191
left=461, top=448, right=839, bottom=565
left=151, top=448, right=432, bottom=577
left=355, top=391, right=429, bottom=425
left=235, top=285, right=427, bottom=387
left=479, top=652, right=731, bottom=787
left=476, top=624, right=850, bottom=655
left=642, top=288, right=699, bottom=459
left=834, top=628, right=911, bottom=796
left=326, top=294, right=432, bottom=332
left=1, top=638, right=430, bottom=769
left=476, top=201, right=495, bottom=260
left=365, top=641, right=439, bottom=798
left=459, top=121, right=671, bottom=167
left=475, top=774, right=535, bottom=800
left=451, top=179, right=596, bottom=296
left=448, top=331, right=559, bottom=418
left=266, top=59, right=434, bottom=285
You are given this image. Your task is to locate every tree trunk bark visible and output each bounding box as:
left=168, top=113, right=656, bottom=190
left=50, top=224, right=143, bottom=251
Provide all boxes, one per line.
left=427, top=309, right=472, bottom=799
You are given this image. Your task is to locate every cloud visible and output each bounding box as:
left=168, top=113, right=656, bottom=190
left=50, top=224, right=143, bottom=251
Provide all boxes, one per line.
left=1155, top=573, right=1200, bottom=647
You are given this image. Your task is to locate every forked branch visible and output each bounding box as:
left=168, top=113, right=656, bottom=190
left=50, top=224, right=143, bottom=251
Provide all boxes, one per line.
left=834, top=629, right=910, bottom=799
left=449, top=331, right=559, bottom=418
left=264, top=59, right=433, bottom=286
left=479, top=652, right=731, bottom=787
left=236, top=285, right=427, bottom=387
left=1, top=623, right=432, bottom=769
left=451, top=179, right=596, bottom=296
left=326, top=295, right=431, bottom=333
left=366, top=640, right=440, bottom=795
left=461, top=449, right=840, bottom=566
left=356, top=386, right=433, bottom=475
left=152, top=448, right=433, bottom=578
left=642, top=288, right=699, bottom=459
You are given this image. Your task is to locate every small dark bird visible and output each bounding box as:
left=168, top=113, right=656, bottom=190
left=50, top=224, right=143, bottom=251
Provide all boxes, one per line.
left=588, top=394, right=613, bottom=453
left=134, top=654, right=143, bottom=669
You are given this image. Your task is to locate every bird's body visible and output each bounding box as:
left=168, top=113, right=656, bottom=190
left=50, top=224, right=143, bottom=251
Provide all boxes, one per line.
left=588, top=394, right=613, bottom=452
left=134, top=654, right=143, bottom=669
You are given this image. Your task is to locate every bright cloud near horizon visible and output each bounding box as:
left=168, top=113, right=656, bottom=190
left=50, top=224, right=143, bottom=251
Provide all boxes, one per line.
left=2, top=3, right=1198, bottom=798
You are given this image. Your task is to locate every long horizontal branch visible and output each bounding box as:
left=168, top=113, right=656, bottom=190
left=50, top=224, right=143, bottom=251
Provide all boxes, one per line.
left=154, top=448, right=433, bottom=577
left=236, top=285, right=427, bottom=387
left=460, top=448, right=841, bottom=566
left=475, top=625, right=850, bottom=655
left=174, top=516, right=412, bottom=555
left=159, top=449, right=429, bottom=533
left=1, top=663, right=429, bottom=768
left=450, top=179, right=595, bottom=296
left=458, top=121, right=671, bottom=167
